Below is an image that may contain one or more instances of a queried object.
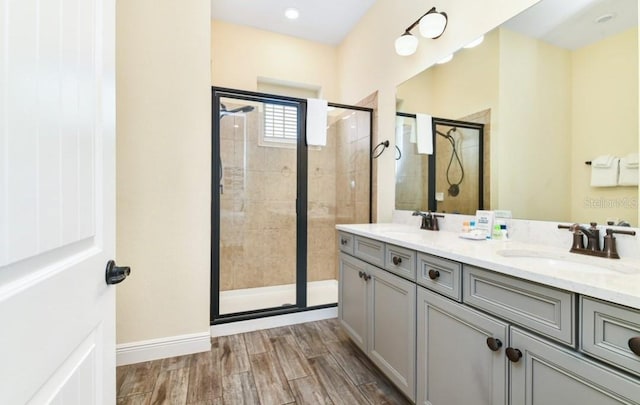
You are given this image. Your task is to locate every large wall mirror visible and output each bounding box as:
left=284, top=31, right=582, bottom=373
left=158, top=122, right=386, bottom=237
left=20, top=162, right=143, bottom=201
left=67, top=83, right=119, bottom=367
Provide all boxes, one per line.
left=396, top=0, right=639, bottom=226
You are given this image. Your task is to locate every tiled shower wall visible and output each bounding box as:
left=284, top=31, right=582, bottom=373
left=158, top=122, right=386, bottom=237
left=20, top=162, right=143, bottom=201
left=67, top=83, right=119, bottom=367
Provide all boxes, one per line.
left=434, top=126, right=480, bottom=215
left=395, top=119, right=429, bottom=211
left=219, top=105, right=370, bottom=291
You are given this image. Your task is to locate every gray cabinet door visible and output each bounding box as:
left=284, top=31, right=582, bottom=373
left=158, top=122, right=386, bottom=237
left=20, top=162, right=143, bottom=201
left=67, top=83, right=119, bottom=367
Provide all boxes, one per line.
left=417, top=287, right=509, bottom=405
left=338, top=252, right=369, bottom=352
left=369, top=267, right=417, bottom=402
left=510, top=327, right=640, bottom=405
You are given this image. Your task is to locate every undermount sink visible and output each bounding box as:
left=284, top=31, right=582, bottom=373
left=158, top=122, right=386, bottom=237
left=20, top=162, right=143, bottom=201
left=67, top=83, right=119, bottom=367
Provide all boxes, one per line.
left=496, top=248, right=636, bottom=274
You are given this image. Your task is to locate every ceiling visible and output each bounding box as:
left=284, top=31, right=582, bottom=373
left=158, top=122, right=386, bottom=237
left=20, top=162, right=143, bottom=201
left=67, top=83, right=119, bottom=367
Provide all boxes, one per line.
left=212, top=0, right=636, bottom=51
left=504, top=0, right=637, bottom=50
left=211, top=0, right=378, bottom=45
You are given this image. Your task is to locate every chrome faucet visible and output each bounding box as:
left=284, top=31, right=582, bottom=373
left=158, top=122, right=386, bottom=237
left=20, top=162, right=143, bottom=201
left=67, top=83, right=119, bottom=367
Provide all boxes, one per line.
left=412, top=211, right=444, bottom=231
left=558, top=222, right=636, bottom=259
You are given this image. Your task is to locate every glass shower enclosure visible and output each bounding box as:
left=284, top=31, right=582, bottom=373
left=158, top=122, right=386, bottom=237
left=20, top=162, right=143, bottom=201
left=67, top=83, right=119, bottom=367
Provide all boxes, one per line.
left=211, top=88, right=372, bottom=323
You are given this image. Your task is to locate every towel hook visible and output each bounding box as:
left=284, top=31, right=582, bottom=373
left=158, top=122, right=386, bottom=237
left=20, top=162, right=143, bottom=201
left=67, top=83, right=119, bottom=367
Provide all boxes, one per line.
left=372, top=140, right=390, bottom=159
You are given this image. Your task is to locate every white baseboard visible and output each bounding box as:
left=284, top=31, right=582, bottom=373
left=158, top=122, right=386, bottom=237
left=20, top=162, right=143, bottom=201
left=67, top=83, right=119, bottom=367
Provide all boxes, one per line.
left=116, top=331, right=211, bottom=366
left=117, top=307, right=338, bottom=365
left=211, top=306, right=337, bottom=337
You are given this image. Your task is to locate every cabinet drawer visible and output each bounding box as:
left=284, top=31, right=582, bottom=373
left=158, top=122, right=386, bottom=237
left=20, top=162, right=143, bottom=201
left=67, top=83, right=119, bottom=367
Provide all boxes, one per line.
left=385, top=244, right=416, bottom=281
left=354, top=236, right=385, bottom=267
left=337, top=231, right=354, bottom=255
left=581, top=296, right=640, bottom=377
left=416, top=253, right=461, bottom=301
left=463, top=265, right=575, bottom=346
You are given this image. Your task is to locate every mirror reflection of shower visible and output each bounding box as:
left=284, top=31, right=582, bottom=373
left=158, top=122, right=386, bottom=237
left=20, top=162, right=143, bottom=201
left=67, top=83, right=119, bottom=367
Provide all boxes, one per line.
left=435, top=127, right=464, bottom=197
left=218, top=103, right=255, bottom=194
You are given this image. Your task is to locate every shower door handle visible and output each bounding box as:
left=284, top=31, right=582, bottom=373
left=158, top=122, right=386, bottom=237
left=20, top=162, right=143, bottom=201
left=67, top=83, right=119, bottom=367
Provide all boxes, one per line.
left=219, top=158, right=224, bottom=194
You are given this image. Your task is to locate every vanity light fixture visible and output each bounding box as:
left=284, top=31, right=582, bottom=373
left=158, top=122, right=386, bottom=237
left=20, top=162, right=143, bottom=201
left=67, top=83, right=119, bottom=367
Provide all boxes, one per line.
left=394, top=7, right=448, bottom=56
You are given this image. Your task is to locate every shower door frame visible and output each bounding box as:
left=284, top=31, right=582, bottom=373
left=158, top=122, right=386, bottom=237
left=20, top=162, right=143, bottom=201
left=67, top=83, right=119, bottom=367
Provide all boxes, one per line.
left=429, top=117, right=484, bottom=213
left=211, top=87, right=373, bottom=325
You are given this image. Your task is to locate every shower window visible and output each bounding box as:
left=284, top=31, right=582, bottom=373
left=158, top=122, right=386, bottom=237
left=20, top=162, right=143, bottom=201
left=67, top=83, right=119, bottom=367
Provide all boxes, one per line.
left=263, top=103, right=298, bottom=144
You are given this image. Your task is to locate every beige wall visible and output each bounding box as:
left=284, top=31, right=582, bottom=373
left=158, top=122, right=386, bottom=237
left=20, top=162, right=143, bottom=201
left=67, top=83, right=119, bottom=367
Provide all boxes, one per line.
left=497, top=28, right=572, bottom=221
left=337, top=0, right=540, bottom=221
left=116, top=1, right=211, bottom=343
left=211, top=21, right=339, bottom=100
left=395, top=26, right=571, bottom=220
left=115, top=0, right=542, bottom=346
left=384, top=22, right=639, bottom=224
left=570, top=28, right=639, bottom=225
left=210, top=0, right=540, bottom=222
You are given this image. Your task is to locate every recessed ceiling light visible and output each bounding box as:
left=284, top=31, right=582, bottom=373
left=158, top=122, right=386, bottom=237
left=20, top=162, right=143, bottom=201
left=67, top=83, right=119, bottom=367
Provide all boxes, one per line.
left=285, top=8, right=299, bottom=20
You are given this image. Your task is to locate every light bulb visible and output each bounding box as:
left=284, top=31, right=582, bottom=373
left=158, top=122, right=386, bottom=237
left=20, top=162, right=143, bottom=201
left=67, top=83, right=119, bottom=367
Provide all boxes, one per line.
left=419, top=12, right=447, bottom=39
left=395, top=34, right=418, bottom=56
left=284, top=8, right=299, bottom=20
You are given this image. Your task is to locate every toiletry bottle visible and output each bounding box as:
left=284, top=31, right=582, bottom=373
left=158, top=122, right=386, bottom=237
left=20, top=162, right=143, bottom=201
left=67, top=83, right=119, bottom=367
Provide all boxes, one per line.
left=500, top=224, right=508, bottom=240
left=492, top=224, right=502, bottom=240
left=470, top=220, right=476, bottom=230
left=462, top=221, right=470, bottom=233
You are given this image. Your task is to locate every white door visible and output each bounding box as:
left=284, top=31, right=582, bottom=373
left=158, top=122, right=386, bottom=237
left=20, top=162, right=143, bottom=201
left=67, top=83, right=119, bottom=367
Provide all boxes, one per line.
left=0, top=0, right=118, bottom=403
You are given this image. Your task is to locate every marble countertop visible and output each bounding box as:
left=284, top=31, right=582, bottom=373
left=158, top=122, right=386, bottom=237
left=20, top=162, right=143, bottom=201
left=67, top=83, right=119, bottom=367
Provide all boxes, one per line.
left=336, top=223, right=640, bottom=310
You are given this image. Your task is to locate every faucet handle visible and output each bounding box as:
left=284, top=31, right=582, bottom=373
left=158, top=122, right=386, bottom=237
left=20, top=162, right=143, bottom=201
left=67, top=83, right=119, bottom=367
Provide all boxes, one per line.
left=607, top=228, right=637, bottom=237
left=558, top=223, right=585, bottom=251
left=603, top=228, right=636, bottom=259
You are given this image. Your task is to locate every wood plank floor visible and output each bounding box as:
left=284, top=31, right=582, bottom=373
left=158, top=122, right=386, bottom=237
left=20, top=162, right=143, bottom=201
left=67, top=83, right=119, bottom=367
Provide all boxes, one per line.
left=117, top=318, right=411, bottom=405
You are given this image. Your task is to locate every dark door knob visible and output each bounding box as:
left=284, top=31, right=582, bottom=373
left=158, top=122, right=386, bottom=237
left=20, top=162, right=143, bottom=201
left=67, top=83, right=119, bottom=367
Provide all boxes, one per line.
left=392, top=256, right=402, bottom=265
left=341, top=238, right=348, bottom=245
left=629, top=337, right=640, bottom=356
left=358, top=271, right=364, bottom=279
left=486, top=337, right=503, bottom=352
left=105, top=260, right=131, bottom=285
left=506, top=347, right=522, bottom=362
left=428, top=269, right=440, bottom=280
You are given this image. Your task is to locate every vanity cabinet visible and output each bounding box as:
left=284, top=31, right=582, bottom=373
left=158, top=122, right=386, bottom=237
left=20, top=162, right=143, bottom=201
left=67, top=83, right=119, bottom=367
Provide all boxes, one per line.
left=580, top=296, right=640, bottom=377
left=338, top=252, right=416, bottom=401
left=338, top=252, right=368, bottom=351
left=417, top=287, right=508, bottom=405
left=509, top=327, right=640, bottom=404
left=463, top=265, right=575, bottom=346
left=337, top=229, right=640, bottom=405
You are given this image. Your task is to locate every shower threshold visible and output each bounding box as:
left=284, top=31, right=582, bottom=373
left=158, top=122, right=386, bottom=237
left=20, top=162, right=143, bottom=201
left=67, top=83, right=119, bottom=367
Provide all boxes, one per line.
left=219, top=279, right=338, bottom=315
